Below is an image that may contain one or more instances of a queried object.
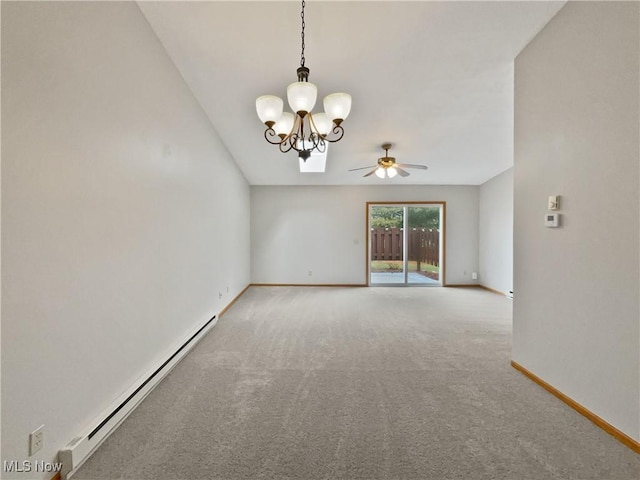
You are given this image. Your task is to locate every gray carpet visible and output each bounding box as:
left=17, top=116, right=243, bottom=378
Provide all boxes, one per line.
left=73, top=286, right=640, bottom=480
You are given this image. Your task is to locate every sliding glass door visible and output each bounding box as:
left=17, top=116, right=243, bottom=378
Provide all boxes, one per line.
left=368, top=203, right=444, bottom=286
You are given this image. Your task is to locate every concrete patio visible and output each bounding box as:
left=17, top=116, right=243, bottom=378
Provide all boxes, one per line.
left=370, top=272, right=440, bottom=285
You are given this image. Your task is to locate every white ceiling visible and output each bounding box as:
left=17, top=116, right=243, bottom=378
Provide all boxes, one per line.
left=139, top=1, right=565, bottom=186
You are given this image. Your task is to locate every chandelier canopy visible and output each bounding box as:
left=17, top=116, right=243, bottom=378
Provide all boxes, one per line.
left=256, top=0, right=352, bottom=161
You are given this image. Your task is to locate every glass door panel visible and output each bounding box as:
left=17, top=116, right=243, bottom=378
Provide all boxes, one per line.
left=407, top=207, right=441, bottom=285
left=369, top=206, right=405, bottom=285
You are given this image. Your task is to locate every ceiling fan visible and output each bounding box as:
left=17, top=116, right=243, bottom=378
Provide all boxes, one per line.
left=349, top=143, right=428, bottom=178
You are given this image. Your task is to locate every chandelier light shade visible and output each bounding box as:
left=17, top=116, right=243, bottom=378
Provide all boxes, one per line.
left=256, top=0, right=351, bottom=160
left=274, top=112, right=295, bottom=137
left=323, top=93, right=352, bottom=125
left=311, top=112, right=332, bottom=136
left=287, top=80, right=317, bottom=115
left=256, top=95, right=284, bottom=126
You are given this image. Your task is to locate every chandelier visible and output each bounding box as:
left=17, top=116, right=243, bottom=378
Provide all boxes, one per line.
left=255, top=0, right=352, bottom=161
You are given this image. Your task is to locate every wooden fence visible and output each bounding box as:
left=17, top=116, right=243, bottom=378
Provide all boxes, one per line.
left=370, top=227, right=439, bottom=267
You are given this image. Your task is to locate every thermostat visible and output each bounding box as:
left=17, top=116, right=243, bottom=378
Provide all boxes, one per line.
left=545, top=213, right=560, bottom=227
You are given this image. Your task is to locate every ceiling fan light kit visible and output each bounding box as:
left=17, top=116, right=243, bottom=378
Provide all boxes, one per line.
left=256, top=0, right=351, bottom=161
left=377, top=166, right=397, bottom=178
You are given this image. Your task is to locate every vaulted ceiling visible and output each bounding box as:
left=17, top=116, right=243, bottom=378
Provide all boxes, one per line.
left=139, top=1, right=565, bottom=185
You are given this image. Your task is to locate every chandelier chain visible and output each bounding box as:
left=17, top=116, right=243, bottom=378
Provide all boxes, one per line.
left=300, top=0, right=306, bottom=67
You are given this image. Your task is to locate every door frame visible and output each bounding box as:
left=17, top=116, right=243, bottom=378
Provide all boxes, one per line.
left=366, top=201, right=446, bottom=286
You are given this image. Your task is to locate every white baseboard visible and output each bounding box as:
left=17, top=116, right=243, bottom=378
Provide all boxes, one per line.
left=60, top=315, right=218, bottom=479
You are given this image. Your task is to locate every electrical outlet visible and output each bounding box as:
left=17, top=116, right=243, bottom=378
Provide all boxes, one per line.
left=218, top=292, right=222, bottom=299
left=308, top=270, right=312, bottom=277
left=29, top=425, right=44, bottom=456
left=472, top=272, right=478, bottom=280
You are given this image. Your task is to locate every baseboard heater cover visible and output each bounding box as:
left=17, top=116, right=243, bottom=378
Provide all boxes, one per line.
left=59, top=315, right=217, bottom=479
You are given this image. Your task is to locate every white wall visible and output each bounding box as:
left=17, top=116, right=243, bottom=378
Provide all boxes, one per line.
left=513, top=2, right=639, bottom=441
left=479, top=168, right=513, bottom=294
left=1, top=3, right=250, bottom=478
left=251, top=185, right=479, bottom=285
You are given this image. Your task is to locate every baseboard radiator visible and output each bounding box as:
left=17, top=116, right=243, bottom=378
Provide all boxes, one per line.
left=59, top=315, right=217, bottom=479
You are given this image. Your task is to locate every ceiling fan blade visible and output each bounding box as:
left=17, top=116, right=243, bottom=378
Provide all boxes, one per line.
left=395, top=167, right=410, bottom=177
left=348, top=165, right=378, bottom=172
left=363, top=168, right=378, bottom=177
left=396, top=163, right=428, bottom=170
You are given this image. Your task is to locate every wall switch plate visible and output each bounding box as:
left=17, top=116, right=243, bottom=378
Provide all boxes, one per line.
left=548, top=195, right=560, bottom=210
left=29, top=425, right=44, bottom=456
